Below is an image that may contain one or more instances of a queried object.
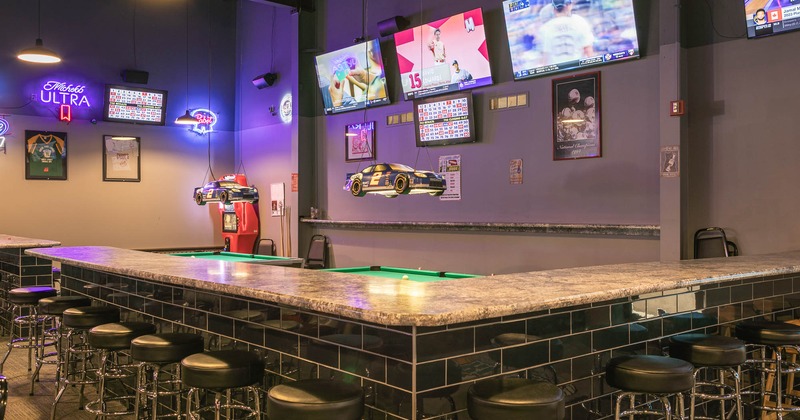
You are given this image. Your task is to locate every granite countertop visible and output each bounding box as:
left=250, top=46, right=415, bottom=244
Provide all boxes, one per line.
left=0, top=235, right=60, bottom=249
left=25, top=246, right=800, bottom=327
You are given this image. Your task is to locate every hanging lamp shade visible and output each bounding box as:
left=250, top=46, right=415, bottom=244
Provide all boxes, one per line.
left=174, top=110, right=196, bottom=125
left=17, top=38, right=61, bottom=64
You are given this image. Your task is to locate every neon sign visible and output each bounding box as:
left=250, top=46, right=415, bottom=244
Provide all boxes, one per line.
left=59, top=105, right=72, bottom=122
left=189, top=109, right=218, bottom=134
left=0, top=117, right=9, bottom=136
left=39, top=81, right=91, bottom=107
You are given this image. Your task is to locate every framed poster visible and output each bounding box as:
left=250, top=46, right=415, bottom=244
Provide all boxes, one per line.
left=552, top=72, right=601, bottom=160
left=102, top=135, right=141, bottom=182
left=345, top=121, right=376, bottom=162
left=25, top=130, right=67, bottom=180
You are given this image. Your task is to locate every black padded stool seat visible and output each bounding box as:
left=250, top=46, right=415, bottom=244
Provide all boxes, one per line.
left=669, top=333, right=746, bottom=367
left=62, top=306, right=120, bottom=329
left=7, top=286, right=57, bottom=305
left=468, top=377, right=565, bottom=420
left=88, top=322, right=156, bottom=350
left=181, top=350, right=264, bottom=390
left=605, top=355, right=694, bottom=394
left=38, top=296, right=92, bottom=316
left=131, top=333, right=204, bottom=364
left=267, top=378, right=364, bottom=420
left=735, top=320, right=800, bottom=346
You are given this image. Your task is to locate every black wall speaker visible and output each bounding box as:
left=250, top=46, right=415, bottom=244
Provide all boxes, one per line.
left=377, top=16, right=409, bottom=37
left=252, top=73, right=278, bottom=89
left=121, top=69, right=149, bottom=84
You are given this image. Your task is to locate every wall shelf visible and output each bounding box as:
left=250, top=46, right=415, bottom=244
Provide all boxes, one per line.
left=300, top=219, right=659, bottom=237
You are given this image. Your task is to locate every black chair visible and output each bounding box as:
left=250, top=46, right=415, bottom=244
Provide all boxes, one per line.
left=304, top=234, right=329, bottom=269
left=694, top=227, right=738, bottom=259
left=255, top=238, right=276, bottom=256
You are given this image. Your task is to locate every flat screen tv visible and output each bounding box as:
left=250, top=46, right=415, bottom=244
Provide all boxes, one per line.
left=744, top=1, right=800, bottom=39
left=314, top=39, right=390, bottom=115
left=103, top=85, right=168, bottom=125
left=502, top=0, right=640, bottom=80
left=413, top=92, right=476, bottom=147
left=394, top=8, right=493, bottom=100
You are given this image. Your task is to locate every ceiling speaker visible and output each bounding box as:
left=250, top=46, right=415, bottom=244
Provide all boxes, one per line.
left=252, top=73, right=278, bottom=89
left=121, top=69, right=149, bottom=84
left=377, top=16, right=409, bottom=37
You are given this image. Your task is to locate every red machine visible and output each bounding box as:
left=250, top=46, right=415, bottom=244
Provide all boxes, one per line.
left=217, top=174, right=260, bottom=253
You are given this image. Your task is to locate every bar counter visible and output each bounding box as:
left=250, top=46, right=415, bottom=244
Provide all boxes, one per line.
left=25, top=246, right=800, bottom=419
left=0, top=235, right=60, bottom=332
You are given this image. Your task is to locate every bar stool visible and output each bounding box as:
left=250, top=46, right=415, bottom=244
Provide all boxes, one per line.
left=181, top=350, right=265, bottom=419
left=31, top=295, right=91, bottom=395
left=52, top=306, right=120, bottom=420
left=0, top=286, right=57, bottom=373
left=669, top=333, right=746, bottom=419
left=735, top=320, right=800, bottom=418
left=605, top=355, right=694, bottom=419
left=131, top=333, right=204, bottom=418
left=467, top=377, right=565, bottom=419
left=267, top=378, right=364, bottom=420
left=85, top=321, right=157, bottom=417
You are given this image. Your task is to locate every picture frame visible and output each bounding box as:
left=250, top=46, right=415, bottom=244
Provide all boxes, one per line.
left=25, top=130, right=68, bottom=180
left=102, top=135, right=141, bottom=182
left=345, top=121, right=376, bottom=162
left=552, top=71, right=601, bottom=160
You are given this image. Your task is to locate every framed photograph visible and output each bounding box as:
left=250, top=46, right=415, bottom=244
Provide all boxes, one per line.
left=552, top=72, right=601, bottom=160
left=102, top=135, right=141, bottom=182
left=345, top=121, right=376, bottom=162
left=25, top=130, right=67, bottom=180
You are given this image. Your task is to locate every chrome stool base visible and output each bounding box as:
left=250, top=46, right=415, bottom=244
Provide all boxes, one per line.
left=186, top=386, right=261, bottom=420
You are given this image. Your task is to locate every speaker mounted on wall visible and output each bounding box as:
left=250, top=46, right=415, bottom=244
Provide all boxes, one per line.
left=377, top=16, right=409, bottom=37
left=120, top=69, right=149, bottom=84
left=252, top=73, right=278, bottom=89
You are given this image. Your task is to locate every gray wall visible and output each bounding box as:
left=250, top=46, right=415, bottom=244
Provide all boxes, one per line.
left=299, top=0, right=662, bottom=274
left=0, top=0, right=238, bottom=248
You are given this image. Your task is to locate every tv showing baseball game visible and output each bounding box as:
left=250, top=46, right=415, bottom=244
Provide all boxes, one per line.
left=314, top=39, right=390, bottom=115
left=413, top=91, right=476, bottom=147
left=394, top=8, right=493, bottom=100
left=502, top=0, right=640, bottom=80
left=103, top=85, right=168, bottom=125
left=744, top=0, right=800, bottom=39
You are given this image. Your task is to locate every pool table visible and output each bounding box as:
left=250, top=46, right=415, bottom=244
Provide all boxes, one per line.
left=171, top=251, right=304, bottom=267
left=322, top=265, right=478, bottom=282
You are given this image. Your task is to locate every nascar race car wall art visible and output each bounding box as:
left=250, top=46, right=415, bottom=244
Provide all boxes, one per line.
left=344, top=162, right=446, bottom=198
left=194, top=177, right=259, bottom=205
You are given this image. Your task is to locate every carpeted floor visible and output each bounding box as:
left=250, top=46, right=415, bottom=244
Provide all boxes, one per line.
left=1, top=337, right=96, bottom=420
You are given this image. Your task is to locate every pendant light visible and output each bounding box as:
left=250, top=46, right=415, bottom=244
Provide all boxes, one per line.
left=17, top=0, right=62, bottom=64
left=175, top=0, right=196, bottom=125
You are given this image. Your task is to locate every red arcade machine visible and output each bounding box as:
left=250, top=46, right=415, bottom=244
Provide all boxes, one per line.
left=216, top=174, right=260, bottom=253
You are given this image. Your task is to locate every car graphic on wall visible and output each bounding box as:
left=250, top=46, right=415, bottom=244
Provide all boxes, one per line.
left=344, top=163, right=446, bottom=198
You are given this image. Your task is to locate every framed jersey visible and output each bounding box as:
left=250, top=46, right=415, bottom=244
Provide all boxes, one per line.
left=25, top=131, right=67, bottom=180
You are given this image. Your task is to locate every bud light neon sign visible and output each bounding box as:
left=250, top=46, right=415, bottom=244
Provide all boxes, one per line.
left=0, top=117, right=8, bottom=153
left=39, top=81, right=91, bottom=107
left=189, top=109, right=218, bottom=134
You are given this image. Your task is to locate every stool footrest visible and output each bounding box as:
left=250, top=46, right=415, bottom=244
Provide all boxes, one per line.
left=85, top=395, right=137, bottom=416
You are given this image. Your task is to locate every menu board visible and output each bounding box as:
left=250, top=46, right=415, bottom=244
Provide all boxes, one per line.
left=104, top=85, right=168, bottom=125
left=414, top=92, right=476, bottom=147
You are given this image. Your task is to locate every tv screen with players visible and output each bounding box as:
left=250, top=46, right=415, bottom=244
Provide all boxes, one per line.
left=744, top=1, right=800, bottom=39
left=414, top=92, right=476, bottom=147
left=394, top=8, right=493, bottom=100
left=314, top=39, right=390, bottom=115
left=502, top=0, right=640, bottom=80
left=103, top=85, right=168, bottom=125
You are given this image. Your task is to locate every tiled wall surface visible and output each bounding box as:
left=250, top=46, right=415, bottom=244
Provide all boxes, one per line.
left=0, top=248, right=53, bottom=331
left=60, top=265, right=800, bottom=420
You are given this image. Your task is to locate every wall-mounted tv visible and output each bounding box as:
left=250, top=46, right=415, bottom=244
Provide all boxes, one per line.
left=414, top=92, right=476, bottom=147
left=394, top=8, right=493, bottom=100
left=103, top=85, right=168, bottom=125
left=314, top=39, right=390, bottom=115
left=744, top=1, right=800, bottom=39
left=502, top=0, right=640, bottom=80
